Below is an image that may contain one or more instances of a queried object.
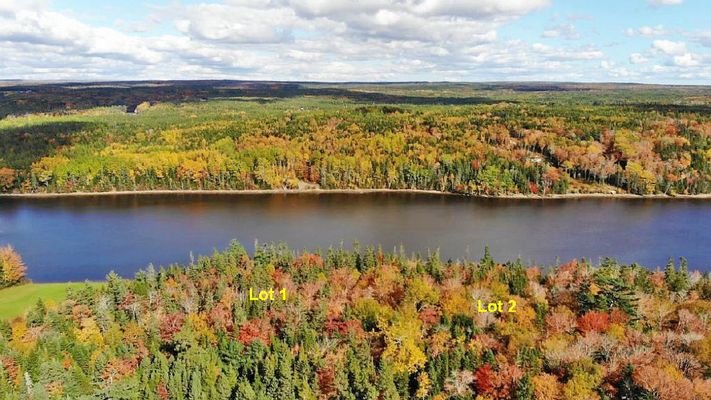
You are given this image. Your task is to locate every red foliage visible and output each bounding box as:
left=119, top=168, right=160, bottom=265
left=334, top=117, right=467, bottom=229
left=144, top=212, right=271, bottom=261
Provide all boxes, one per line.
left=102, top=357, right=139, bottom=383
left=550, top=259, right=579, bottom=288
left=475, top=364, right=524, bottom=400
left=0, top=168, right=15, bottom=190
left=529, top=182, right=539, bottom=194
left=237, top=318, right=272, bottom=346
left=577, top=311, right=610, bottom=334
left=317, top=367, right=337, bottom=399
left=1, top=357, right=19, bottom=383
left=418, top=306, right=441, bottom=327
left=71, top=304, right=93, bottom=324
left=159, top=313, right=185, bottom=342
left=324, top=319, right=364, bottom=337
left=208, top=304, right=234, bottom=333
left=475, top=364, right=496, bottom=395
left=157, top=382, right=169, bottom=400
left=609, top=308, right=630, bottom=325
left=118, top=293, right=138, bottom=311
left=293, top=253, right=324, bottom=269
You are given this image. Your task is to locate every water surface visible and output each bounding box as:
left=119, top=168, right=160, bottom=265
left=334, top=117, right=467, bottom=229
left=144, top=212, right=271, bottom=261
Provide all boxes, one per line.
left=1, top=193, right=709, bottom=281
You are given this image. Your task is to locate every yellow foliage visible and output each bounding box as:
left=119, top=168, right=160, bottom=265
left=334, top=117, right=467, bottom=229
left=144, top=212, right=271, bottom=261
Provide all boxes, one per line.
left=74, top=317, right=104, bottom=346
left=607, top=323, right=625, bottom=340
left=415, top=372, right=431, bottom=398
left=0, top=245, right=26, bottom=284
left=490, top=280, right=510, bottom=299
left=407, top=276, right=440, bottom=305
left=187, top=313, right=218, bottom=345
left=380, top=311, right=427, bottom=374
left=562, top=370, right=601, bottom=400
left=532, top=373, right=561, bottom=400
left=10, top=321, right=34, bottom=353
left=694, top=334, right=711, bottom=365
left=442, top=291, right=472, bottom=317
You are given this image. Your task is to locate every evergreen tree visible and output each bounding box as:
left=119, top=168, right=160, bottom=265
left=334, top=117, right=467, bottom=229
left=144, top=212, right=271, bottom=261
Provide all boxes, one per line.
left=377, top=362, right=401, bottom=400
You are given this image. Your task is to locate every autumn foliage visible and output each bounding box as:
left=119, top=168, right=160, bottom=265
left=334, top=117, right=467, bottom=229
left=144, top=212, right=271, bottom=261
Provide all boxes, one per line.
left=0, top=245, right=26, bottom=288
left=576, top=311, right=610, bottom=334
left=0, top=242, right=709, bottom=399
left=2, top=85, right=710, bottom=197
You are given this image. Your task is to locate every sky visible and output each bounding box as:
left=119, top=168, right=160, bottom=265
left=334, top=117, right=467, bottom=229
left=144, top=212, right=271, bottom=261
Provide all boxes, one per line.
left=0, top=0, right=709, bottom=83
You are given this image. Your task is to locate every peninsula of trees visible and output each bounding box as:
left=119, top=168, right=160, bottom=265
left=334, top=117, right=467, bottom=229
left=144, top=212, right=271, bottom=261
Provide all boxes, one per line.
left=1, top=243, right=711, bottom=399
left=0, top=82, right=709, bottom=196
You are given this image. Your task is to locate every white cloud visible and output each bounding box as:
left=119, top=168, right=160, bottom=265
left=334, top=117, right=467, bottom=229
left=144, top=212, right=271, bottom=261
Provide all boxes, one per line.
left=652, top=39, right=687, bottom=55
left=648, top=0, right=683, bottom=6
left=0, top=0, right=707, bottom=84
left=673, top=53, right=701, bottom=67
left=284, top=0, right=551, bottom=19
left=600, top=60, right=634, bottom=78
left=542, top=23, right=579, bottom=40
left=693, top=31, right=711, bottom=47
left=629, top=53, right=648, bottom=64
left=178, top=4, right=296, bottom=44
left=625, top=25, right=667, bottom=37
left=0, top=9, right=163, bottom=64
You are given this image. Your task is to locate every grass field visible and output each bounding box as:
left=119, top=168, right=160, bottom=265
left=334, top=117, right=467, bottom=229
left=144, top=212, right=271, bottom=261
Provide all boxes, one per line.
left=0, top=282, right=102, bottom=320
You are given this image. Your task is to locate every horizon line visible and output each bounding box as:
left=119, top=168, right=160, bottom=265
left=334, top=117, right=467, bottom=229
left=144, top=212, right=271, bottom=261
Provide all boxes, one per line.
left=1, top=78, right=709, bottom=88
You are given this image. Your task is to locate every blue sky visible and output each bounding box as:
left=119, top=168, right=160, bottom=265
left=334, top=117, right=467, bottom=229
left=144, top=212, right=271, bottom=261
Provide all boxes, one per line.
left=1, top=0, right=708, bottom=83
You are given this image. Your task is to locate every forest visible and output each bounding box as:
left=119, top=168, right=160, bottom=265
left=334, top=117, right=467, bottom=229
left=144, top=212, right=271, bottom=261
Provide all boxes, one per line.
left=1, top=243, right=711, bottom=399
left=1, top=81, right=710, bottom=196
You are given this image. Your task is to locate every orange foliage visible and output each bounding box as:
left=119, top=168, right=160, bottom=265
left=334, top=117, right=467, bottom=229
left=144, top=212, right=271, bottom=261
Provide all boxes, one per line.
left=1, top=357, right=19, bottom=384
left=208, top=303, right=234, bottom=333
left=159, top=313, right=185, bottom=342
left=545, top=306, right=577, bottom=335
left=237, top=318, right=272, bottom=346
left=157, top=382, right=169, bottom=400
left=317, top=367, right=337, bottom=399
left=0, top=168, right=15, bottom=191
left=325, top=318, right=365, bottom=338
left=475, top=364, right=524, bottom=400
left=474, top=364, right=496, bottom=394
left=0, top=246, right=26, bottom=285
left=102, top=357, right=139, bottom=385
left=418, top=306, right=441, bottom=327
left=293, top=253, right=324, bottom=269
left=577, top=311, right=610, bottom=334
left=609, top=309, right=630, bottom=325
left=533, top=373, right=561, bottom=400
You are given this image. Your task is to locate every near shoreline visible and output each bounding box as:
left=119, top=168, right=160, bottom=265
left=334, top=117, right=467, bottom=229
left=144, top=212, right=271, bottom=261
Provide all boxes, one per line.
left=1, top=188, right=711, bottom=199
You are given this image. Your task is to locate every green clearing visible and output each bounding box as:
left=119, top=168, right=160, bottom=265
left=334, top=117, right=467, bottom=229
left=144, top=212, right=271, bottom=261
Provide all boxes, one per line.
left=0, top=282, right=102, bottom=320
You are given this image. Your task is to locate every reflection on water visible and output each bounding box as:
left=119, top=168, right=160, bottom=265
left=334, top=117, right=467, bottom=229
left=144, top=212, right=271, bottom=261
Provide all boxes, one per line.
left=1, top=193, right=710, bottom=281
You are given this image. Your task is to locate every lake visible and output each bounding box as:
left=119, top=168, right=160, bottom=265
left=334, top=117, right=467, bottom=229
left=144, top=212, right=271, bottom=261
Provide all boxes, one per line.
left=1, top=193, right=710, bottom=282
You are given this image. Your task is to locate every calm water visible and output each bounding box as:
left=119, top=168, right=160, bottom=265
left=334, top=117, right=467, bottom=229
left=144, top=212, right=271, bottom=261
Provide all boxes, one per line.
left=1, top=193, right=710, bottom=282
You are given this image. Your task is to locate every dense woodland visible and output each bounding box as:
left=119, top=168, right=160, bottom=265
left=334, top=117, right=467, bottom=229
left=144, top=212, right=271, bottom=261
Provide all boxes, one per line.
left=1, top=243, right=711, bottom=399
left=1, top=82, right=710, bottom=196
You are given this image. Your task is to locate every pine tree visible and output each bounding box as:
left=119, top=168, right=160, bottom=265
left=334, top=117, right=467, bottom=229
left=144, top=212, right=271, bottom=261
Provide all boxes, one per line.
left=514, top=374, right=534, bottom=400
left=664, top=257, right=676, bottom=291
left=377, top=362, right=400, bottom=400
left=677, top=257, right=690, bottom=292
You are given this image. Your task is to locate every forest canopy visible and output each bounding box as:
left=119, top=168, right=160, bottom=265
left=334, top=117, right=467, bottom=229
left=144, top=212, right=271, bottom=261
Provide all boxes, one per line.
left=0, top=82, right=710, bottom=196
left=1, top=243, right=711, bottom=399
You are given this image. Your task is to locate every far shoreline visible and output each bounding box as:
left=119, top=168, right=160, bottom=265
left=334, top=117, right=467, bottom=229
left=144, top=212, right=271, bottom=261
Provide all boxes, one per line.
left=1, top=188, right=711, bottom=199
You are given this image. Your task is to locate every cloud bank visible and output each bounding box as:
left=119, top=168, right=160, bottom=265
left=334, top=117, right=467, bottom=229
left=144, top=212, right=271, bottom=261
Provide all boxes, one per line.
left=0, top=0, right=708, bottom=83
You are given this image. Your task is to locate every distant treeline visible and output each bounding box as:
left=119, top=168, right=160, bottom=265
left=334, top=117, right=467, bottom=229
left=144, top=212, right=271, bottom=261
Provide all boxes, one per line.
left=1, top=242, right=711, bottom=399
left=1, top=87, right=710, bottom=196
